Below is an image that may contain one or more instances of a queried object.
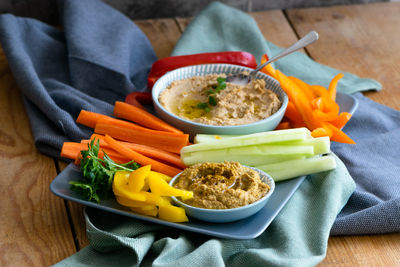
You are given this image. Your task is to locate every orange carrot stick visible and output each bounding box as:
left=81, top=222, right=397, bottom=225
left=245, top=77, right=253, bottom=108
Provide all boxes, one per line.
left=104, top=135, right=182, bottom=177
left=61, top=142, right=87, bottom=160
left=76, top=110, right=112, bottom=128
left=113, top=101, right=183, bottom=134
left=60, top=142, right=131, bottom=163
left=82, top=135, right=186, bottom=169
left=328, top=73, right=344, bottom=102
left=95, top=119, right=189, bottom=154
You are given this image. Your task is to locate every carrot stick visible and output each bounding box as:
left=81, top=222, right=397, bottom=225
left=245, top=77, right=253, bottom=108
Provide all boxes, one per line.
left=330, top=112, right=352, bottom=129
left=82, top=134, right=186, bottom=169
left=328, top=73, right=344, bottom=102
left=61, top=142, right=87, bottom=160
left=76, top=110, right=113, bottom=128
left=95, top=119, right=189, bottom=154
left=113, top=101, right=183, bottom=134
left=60, top=142, right=131, bottom=163
left=104, top=135, right=182, bottom=177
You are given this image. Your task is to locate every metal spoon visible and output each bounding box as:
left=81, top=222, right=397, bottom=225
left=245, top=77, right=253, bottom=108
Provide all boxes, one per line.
left=225, top=31, right=319, bottom=85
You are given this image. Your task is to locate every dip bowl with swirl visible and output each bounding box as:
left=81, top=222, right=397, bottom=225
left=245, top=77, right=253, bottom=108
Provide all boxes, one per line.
left=152, top=64, right=288, bottom=136
left=168, top=164, right=275, bottom=223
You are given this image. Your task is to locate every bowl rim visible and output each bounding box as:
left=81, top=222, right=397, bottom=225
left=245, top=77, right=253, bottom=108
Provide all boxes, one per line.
left=152, top=63, right=288, bottom=129
left=169, top=165, right=276, bottom=213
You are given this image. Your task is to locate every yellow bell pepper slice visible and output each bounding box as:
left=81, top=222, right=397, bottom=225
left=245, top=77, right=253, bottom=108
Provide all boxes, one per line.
left=148, top=172, right=193, bottom=199
left=142, top=192, right=172, bottom=206
left=131, top=206, right=158, bottom=217
left=129, top=165, right=151, bottom=192
left=116, top=196, right=150, bottom=207
left=150, top=171, right=172, bottom=182
left=158, top=204, right=188, bottom=222
left=113, top=171, right=146, bottom=201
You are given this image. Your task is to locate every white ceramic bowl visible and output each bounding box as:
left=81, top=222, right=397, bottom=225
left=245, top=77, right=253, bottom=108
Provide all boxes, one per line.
left=168, top=166, right=275, bottom=223
left=152, top=64, right=288, bottom=136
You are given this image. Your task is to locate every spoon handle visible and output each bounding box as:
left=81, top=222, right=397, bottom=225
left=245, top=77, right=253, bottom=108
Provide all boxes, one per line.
left=252, top=31, right=319, bottom=74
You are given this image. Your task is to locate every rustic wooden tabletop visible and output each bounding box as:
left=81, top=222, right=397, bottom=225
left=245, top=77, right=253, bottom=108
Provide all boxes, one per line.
left=1, top=2, right=399, bottom=266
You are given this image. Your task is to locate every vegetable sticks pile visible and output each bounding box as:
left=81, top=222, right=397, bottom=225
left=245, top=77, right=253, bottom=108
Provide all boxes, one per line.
left=60, top=101, right=189, bottom=177
left=259, top=55, right=355, bottom=144
left=181, top=128, right=337, bottom=182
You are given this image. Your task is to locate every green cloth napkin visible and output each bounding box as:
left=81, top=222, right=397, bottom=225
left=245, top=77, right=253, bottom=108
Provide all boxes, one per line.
left=57, top=2, right=382, bottom=266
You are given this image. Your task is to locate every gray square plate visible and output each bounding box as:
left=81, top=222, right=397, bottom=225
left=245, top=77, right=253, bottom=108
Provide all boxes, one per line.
left=50, top=92, right=358, bottom=239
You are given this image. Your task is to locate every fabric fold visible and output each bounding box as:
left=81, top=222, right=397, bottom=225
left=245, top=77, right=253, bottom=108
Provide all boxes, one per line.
left=0, top=0, right=156, bottom=158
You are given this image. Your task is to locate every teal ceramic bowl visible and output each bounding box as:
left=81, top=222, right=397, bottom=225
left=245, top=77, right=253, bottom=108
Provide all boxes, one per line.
left=151, top=64, right=288, bottom=136
left=169, top=166, right=275, bottom=223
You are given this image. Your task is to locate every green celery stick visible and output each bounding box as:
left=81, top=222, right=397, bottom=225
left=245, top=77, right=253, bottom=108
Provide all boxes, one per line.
left=280, top=136, right=330, bottom=155
left=182, top=153, right=306, bottom=166
left=230, top=144, right=314, bottom=155
left=182, top=128, right=311, bottom=154
left=255, top=155, right=337, bottom=182
left=195, top=134, right=330, bottom=155
left=194, top=134, right=240, bottom=143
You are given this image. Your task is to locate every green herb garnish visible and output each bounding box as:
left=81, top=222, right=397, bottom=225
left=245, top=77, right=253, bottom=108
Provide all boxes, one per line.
left=69, top=139, right=139, bottom=203
left=208, top=95, right=217, bottom=106
left=198, top=77, right=227, bottom=112
left=217, top=77, right=226, bottom=83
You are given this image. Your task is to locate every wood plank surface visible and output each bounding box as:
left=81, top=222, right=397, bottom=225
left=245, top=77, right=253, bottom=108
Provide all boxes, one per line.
left=135, top=18, right=182, bottom=59
left=57, top=161, right=89, bottom=250
left=286, top=2, right=400, bottom=110
left=0, top=52, right=77, bottom=266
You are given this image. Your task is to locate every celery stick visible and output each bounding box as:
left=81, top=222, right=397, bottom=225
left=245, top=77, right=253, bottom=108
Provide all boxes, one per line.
left=281, top=136, right=330, bottom=155
left=182, top=128, right=310, bottom=154
left=229, top=144, right=313, bottom=155
left=255, top=155, right=337, bottom=182
left=195, top=134, right=330, bottom=155
left=181, top=144, right=314, bottom=165
left=194, top=134, right=240, bottom=144
left=182, top=153, right=305, bottom=166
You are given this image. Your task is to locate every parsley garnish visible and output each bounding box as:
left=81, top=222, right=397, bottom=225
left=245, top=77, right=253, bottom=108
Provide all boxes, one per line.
left=198, top=77, right=226, bottom=112
left=69, top=139, right=139, bottom=203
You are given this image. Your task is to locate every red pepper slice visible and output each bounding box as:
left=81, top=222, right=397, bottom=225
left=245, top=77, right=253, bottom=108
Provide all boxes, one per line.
left=147, top=51, right=257, bottom=89
left=125, top=92, right=152, bottom=110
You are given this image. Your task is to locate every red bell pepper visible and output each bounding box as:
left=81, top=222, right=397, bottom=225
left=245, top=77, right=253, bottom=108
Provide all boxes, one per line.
left=125, top=92, right=153, bottom=110
left=147, top=51, right=258, bottom=89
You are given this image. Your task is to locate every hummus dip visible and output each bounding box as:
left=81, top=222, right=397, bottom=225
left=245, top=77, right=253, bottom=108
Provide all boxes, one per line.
left=158, top=74, right=281, bottom=126
left=173, top=162, right=270, bottom=209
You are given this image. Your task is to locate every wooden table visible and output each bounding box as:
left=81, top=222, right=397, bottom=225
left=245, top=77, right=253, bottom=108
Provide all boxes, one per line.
left=1, top=2, right=399, bottom=266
